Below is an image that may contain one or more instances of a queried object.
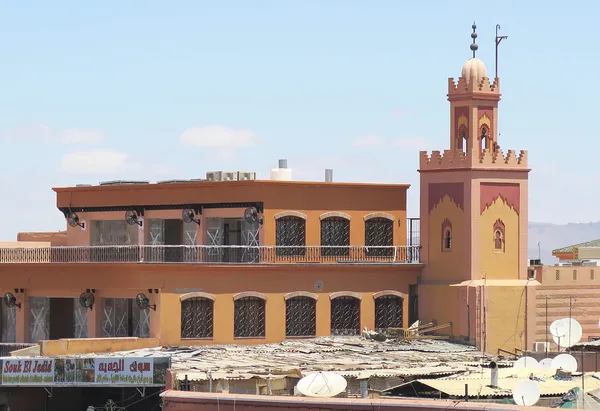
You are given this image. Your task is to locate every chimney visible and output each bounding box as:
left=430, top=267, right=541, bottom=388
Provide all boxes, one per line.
left=278, top=159, right=288, bottom=169
left=490, top=361, right=498, bottom=387
left=325, top=169, right=333, bottom=182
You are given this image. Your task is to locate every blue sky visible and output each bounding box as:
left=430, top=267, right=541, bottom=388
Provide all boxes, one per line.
left=0, top=0, right=597, bottom=239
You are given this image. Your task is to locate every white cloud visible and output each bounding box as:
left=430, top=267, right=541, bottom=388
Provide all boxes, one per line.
left=180, top=125, right=262, bottom=148
left=58, top=150, right=141, bottom=175
left=0, top=124, right=105, bottom=144
left=351, top=135, right=429, bottom=150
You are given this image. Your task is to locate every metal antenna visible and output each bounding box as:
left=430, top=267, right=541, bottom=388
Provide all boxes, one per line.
left=495, top=24, right=508, bottom=79
left=470, top=22, right=478, bottom=58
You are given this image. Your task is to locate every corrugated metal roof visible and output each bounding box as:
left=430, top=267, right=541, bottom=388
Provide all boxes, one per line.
left=14, top=337, right=484, bottom=383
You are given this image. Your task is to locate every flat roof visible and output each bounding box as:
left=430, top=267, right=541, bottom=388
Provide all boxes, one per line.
left=53, top=179, right=411, bottom=193
left=553, top=238, right=600, bottom=254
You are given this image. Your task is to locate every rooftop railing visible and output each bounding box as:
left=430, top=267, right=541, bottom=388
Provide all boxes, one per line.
left=0, top=245, right=420, bottom=265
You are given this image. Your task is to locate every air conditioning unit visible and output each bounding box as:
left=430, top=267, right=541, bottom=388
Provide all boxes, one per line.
left=222, top=172, right=238, bottom=181
left=206, top=171, right=223, bottom=182
left=533, top=342, right=549, bottom=352
left=238, top=172, right=256, bottom=181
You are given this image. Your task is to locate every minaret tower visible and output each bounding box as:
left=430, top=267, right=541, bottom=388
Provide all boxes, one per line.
left=417, top=23, right=535, bottom=354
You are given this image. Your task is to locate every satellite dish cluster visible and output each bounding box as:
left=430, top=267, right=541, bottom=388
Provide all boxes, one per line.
left=510, top=317, right=585, bottom=406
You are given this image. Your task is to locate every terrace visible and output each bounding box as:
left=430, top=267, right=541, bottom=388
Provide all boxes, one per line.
left=0, top=245, right=421, bottom=264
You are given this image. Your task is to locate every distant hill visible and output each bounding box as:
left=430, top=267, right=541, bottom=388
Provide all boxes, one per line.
left=528, top=222, right=600, bottom=265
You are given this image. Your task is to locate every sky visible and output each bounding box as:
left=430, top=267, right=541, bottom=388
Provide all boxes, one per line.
left=0, top=0, right=598, bottom=240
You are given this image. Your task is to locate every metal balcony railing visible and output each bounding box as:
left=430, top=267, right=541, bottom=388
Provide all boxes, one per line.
left=0, top=245, right=421, bottom=264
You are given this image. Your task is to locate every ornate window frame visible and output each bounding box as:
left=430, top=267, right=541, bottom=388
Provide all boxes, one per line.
left=493, top=219, right=505, bottom=253
left=441, top=218, right=452, bottom=252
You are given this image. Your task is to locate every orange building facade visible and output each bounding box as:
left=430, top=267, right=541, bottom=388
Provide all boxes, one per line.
left=0, top=180, right=421, bottom=346
left=0, top=24, right=540, bottom=355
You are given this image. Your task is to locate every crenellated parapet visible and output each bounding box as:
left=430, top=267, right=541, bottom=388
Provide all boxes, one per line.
left=448, top=76, right=500, bottom=97
left=419, top=147, right=528, bottom=171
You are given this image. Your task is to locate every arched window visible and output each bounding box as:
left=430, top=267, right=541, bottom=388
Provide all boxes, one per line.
left=285, top=297, right=316, bottom=337
left=494, top=219, right=505, bottom=252
left=276, top=216, right=306, bottom=256
left=234, top=297, right=266, bottom=338
left=181, top=297, right=214, bottom=339
left=365, top=217, right=394, bottom=258
left=321, top=217, right=350, bottom=257
left=330, top=296, right=360, bottom=336
left=457, top=124, right=468, bottom=150
left=480, top=125, right=489, bottom=152
left=442, top=218, right=452, bottom=252
left=375, top=295, right=403, bottom=332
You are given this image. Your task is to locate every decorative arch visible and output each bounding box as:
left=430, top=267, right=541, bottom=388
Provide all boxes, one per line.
left=479, top=112, right=491, bottom=130
left=493, top=219, right=505, bottom=252
left=363, top=212, right=394, bottom=221
left=284, top=291, right=319, bottom=301
left=442, top=218, right=452, bottom=251
left=179, top=292, right=216, bottom=302
left=233, top=291, right=267, bottom=301
left=329, top=291, right=362, bottom=301
left=319, top=211, right=351, bottom=221
left=274, top=211, right=307, bottom=220
left=479, top=113, right=492, bottom=152
left=372, top=290, right=407, bottom=300
left=457, top=115, right=468, bottom=131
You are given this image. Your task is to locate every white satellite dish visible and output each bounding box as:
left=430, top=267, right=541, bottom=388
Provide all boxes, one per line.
left=539, top=358, right=554, bottom=369
left=296, top=372, right=347, bottom=398
left=550, top=318, right=583, bottom=348
left=513, top=356, right=539, bottom=369
left=551, top=353, right=578, bottom=372
left=550, top=319, right=567, bottom=339
left=512, top=380, right=540, bottom=406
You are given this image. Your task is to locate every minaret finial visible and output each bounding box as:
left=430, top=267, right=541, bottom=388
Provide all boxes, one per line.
left=470, top=22, right=478, bottom=58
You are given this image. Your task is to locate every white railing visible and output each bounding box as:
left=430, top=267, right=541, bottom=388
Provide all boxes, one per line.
left=0, top=245, right=421, bottom=264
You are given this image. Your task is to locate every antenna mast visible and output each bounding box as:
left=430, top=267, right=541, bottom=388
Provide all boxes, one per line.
left=495, top=24, right=508, bottom=79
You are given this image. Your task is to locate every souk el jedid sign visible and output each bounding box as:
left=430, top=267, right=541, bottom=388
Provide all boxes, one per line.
left=94, top=358, right=153, bottom=385
left=2, top=359, right=54, bottom=385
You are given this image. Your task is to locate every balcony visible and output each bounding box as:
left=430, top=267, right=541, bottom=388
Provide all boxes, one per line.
left=0, top=245, right=421, bottom=264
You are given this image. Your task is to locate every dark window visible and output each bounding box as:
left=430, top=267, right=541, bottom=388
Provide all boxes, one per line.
left=234, top=297, right=266, bottom=338
left=321, top=217, right=350, bottom=257
left=444, top=229, right=452, bottom=250
left=286, top=297, right=316, bottom=337
left=493, top=219, right=505, bottom=252
left=375, top=295, right=403, bottom=331
left=181, top=298, right=214, bottom=339
left=330, top=296, right=360, bottom=336
left=365, top=218, right=394, bottom=257
left=276, top=217, right=306, bottom=256
left=101, top=298, right=149, bottom=338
